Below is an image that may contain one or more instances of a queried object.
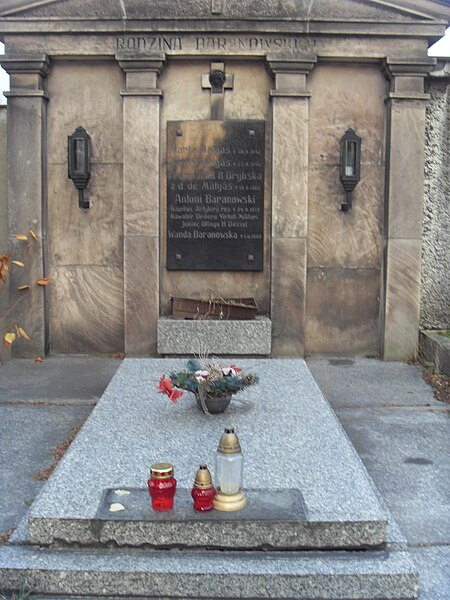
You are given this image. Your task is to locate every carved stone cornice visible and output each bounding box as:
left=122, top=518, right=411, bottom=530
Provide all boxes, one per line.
left=266, top=55, right=317, bottom=77
left=382, top=56, right=436, bottom=99
left=117, top=52, right=166, bottom=96
left=116, top=52, right=166, bottom=74
left=266, top=54, right=317, bottom=97
left=1, top=53, right=51, bottom=98
left=382, top=56, right=437, bottom=80
left=0, top=53, right=51, bottom=76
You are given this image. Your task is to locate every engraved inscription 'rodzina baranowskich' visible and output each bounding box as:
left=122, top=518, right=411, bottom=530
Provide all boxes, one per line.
left=167, top=121, right=265, bottom=271
left=116, top=35, right=307, bottom=53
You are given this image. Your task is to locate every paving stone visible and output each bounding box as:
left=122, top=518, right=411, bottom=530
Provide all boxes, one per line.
left=307, top=358, right=442, bottom=409
left=0, top=356, right=121, bottom=404
left=333, top=406, right=450, bottom=545
left=408, top=546, right=450, bottom=600
left=309, top=358, right=450, bottom=600
left=0, top=405, right=91, bottom=533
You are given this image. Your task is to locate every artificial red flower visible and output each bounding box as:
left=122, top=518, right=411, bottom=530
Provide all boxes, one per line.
left=157, top=375, right=184, bottom=403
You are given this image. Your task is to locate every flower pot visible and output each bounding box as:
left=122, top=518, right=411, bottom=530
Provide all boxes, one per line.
left=195, top=392, right=233, bottom=414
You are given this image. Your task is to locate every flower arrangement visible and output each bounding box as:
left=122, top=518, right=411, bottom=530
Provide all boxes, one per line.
left=157, top=358, right=258, bottom=413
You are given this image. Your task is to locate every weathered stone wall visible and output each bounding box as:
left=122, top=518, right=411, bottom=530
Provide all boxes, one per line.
left=0, top=106, right=6, bottom=255
left=0, top=106, right=8, bottom=362
left=305, top=63, right=386, bottom=356
left=46, top=61, right=125, bottom=354
left=422, top=62, right=450, bottom=330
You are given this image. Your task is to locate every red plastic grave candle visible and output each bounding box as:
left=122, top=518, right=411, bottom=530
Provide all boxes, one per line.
left=148, top=463, right=177, bottom=511
left=191, top=464, right=216, bottom=512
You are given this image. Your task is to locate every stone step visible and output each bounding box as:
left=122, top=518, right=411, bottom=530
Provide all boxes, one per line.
left=76, top=487, right=384, bottom=551
left=27, top=487, right=387, bottom=551
left=0, top=544, right=418, bottom=599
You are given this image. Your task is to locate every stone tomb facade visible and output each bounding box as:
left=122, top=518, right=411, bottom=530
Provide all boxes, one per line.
left=0, top=0, right=449, bottom=359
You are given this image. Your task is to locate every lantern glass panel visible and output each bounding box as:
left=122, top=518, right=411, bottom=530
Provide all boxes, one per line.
left=216, top=452, right=243, bottom=495
left=345, top=141, right=356, bottom=177
left=74, top=139, right=86, bottom=175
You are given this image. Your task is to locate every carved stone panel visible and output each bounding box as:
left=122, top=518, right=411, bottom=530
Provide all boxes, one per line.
left=167, top=120, right=265, bottom=271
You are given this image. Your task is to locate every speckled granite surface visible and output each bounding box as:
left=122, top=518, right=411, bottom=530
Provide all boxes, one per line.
left=27, top=359, right=388, bottom=549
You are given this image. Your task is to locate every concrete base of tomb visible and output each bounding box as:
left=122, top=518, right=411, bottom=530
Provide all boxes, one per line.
left=0, top=545, right=418, bottom=599
left=0, top=359, right=418, bottom=598
left=157, top=317, right=272, bottom=355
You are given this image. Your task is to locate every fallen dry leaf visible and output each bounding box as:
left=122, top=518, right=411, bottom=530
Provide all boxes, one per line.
left=0, top=256, right=9, bottom=282
left=12, top=260, right=25, bottom=267
left=28, top=229, right=38, bottom=240
left=36, top=277, right=51, bottom=286
left=17, top=326, right=30, bottom=341
left=15, top=234, right=28, bottom=241
left=17, top=284, right=31, bottom=290
left=2, top=332, right=16, bottom=350
left=4, top=332, right=16, bottom=344
left=422, top=369, right=450, bottom=404
left=35, top=356, right=43, bottom=363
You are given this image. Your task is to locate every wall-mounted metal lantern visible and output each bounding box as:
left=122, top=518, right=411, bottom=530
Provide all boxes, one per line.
left=68, top=126, right=91, bottom=209
left=339, top=128, right=361, bottom=212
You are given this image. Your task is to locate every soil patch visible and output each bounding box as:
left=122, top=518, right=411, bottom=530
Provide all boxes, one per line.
left=0, top=527, right=14, bottom=546
left=422, top=369, right=450, bottom=404
left=33, top=425, right=81, bottom=481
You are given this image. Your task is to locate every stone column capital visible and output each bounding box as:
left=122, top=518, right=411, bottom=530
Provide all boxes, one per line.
left=0, top=53, right=51, bottom=77
left=266, top=55, right=318, bottom=76
left=116, top=52, right=166, bottom=75
left=117, top=53, right=166, bottom=97
left=382, top=57, right=436, bottom=99
left=1, top=54, right=51, bottom=99
left=382, top=57, right=437, bottom=79
left=266, top=54, right=317, bottom=97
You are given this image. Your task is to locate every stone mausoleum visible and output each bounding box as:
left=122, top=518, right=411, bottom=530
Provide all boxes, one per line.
left=0, top=0, right=449, bottom=360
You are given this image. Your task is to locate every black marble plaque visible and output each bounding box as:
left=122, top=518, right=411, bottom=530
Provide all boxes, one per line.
left=167, top=120, right=265, bottom=270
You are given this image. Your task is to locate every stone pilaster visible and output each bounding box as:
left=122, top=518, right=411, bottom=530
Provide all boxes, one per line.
left=1, top=54, right=51, bottom=357
left=118, top=53, right=165, bottom=355
left=267, top=55, right=317, bottom=356
left=381, top=57, right=435, bottom=360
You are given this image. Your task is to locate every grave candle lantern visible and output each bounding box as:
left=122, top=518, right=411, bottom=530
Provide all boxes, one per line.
left=191, top=464, right=216, bottom=512
left=148, top=462, right=177, bottom=511
left=213, top=426, right=246, bottom=512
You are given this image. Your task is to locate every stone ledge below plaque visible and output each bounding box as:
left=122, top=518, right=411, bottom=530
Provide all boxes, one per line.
left=157, top=316, right=272, bottom=355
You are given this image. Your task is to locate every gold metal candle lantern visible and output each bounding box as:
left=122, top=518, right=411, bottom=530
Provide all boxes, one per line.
left=213, top=426, right=246, bottom=511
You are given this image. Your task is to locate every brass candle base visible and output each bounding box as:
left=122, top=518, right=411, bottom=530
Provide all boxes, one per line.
left=212, top=490, right=247, bottom=512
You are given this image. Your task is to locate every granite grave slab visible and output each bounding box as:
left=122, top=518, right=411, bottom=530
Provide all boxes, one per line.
left=26, top=359, right=388, bottom=549
left=0, top=359, right=419, bottom=598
